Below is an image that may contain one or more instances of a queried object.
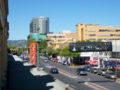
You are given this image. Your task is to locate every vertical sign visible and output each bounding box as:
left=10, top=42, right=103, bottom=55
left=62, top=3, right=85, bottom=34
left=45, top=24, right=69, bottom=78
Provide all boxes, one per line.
left=29, top=42, right=37, bottom=65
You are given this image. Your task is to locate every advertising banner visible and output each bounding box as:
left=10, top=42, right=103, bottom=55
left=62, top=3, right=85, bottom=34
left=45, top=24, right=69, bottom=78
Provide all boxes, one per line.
left=29, top=42, right=37, bottom=65
left=69, top=42, right=112, bottom=52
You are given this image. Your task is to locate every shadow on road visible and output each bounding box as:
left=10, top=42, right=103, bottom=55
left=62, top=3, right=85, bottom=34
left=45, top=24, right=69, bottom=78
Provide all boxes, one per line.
left=7, top=55, right=55, bottom=90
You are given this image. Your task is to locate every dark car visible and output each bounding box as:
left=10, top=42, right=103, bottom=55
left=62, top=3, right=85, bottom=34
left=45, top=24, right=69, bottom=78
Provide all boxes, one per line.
left=97, top=68, right=107, bottom=75
left=104, top=71, right=117, bottom=80
left=50, top=67, right=59, bottom=74
left=84, top=65, right=91, bottom=72
left=76, top=68, right=87, bottom=75
left=90, top=68, right=98, bottom=73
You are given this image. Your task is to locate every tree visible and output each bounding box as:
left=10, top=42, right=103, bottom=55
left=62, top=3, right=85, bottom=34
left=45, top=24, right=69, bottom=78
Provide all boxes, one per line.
left=38, top=40, right=47, bottom=53
left=59, top=47, right=80, bottom=58
left=27, top=35, right=36, bottom=47
left=59, top=47, right=70, bottom=57
left=46, top=47, right=53, bottom=56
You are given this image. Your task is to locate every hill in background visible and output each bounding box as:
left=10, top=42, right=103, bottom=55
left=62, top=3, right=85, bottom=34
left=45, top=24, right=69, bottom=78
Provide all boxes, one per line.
left=8, top=40, right=27, bottom=48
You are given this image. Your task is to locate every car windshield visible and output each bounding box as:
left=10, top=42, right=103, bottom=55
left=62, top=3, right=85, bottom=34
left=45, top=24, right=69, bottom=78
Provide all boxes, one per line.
left=78, top=68, right=86, bottom=71
left=107, top=72, right=115, bottom=74
left=101, top=69, right=107, bottom=71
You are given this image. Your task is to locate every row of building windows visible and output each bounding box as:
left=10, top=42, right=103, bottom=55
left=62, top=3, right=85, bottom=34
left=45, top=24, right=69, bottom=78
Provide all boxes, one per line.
left=111, top=34, right=120, bottom=36
left=86, top=34, right=120, bottom=37
left=85, top=29, right=120, bottom=32
left=48, top=36, right=64, bottom=38
left=99, top=34, right=120, bottom=36
left=86, top=30, right=96, bottom=32
left=86, top=39, right=120, bottom=41
left=99, top=29, right=120, bottom=32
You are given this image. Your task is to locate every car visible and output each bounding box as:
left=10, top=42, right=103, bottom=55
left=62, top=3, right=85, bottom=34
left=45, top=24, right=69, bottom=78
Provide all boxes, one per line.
left=44, top=59, right=48, bottom=63
left=76, top=67, right=87, bottom=75
left=84, top=65, right=91, bottom=72
left=97, top=68, right=107, bottom=76
left=50, top=67, right=59, bottom=74
left=52, top=58, right=58, bottom=63
left=104, top=71, right=117, bottom=79
left=90, top=67, right=98, bottom=73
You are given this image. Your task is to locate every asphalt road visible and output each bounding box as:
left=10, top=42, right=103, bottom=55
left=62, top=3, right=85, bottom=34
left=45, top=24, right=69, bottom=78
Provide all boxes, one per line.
left=43, top=64, right=93, bottom=90
left=41, top=56, right=120, bottom=90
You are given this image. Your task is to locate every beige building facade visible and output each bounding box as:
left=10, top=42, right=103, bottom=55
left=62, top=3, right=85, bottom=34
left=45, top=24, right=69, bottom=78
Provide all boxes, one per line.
left=76, top=24, right=120, bottom=41
left=0, top=0, right=9, bottom=90
left=47, top=32, right=76, bottom=49
left=47, top=24, right=120, bottom=49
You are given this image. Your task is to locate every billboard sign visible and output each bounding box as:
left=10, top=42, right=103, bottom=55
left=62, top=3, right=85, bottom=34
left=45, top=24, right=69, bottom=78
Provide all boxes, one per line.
left=69, top=42, right=112, bottom=52
left=29, top=42, right=37, bottom=65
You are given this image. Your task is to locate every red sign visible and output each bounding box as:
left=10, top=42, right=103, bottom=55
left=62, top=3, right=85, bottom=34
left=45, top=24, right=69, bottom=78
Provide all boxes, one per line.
left=85, top=60, right=97, bottom=65
left=29, top=43, right=37, bottom=65
left=114, top=65, right=120, bottom=70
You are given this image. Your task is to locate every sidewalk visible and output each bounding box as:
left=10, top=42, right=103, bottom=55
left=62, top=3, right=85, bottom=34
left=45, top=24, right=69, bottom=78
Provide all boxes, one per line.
left=7, top=55, right=67, bottom=90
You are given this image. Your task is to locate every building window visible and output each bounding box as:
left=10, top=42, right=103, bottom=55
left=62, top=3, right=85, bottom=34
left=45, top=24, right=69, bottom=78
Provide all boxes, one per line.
left=98, top=34, right=110, bottom=36
left=86, top=30, right=96, bottom=32
left=89, top=34, right=96, bottom=36
left=99, top=29, right=115, bottom=32
left=111, top=34, right=120, bottom=36
left=116, top=30, right=120, bottom=32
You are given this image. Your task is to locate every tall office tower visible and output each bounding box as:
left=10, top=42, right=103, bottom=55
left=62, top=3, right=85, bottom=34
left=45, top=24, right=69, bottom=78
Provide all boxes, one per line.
left=30, top=17, right=49, bottom=34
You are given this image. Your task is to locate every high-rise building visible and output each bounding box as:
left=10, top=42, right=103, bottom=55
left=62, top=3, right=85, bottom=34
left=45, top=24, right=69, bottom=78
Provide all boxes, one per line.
left=30, top=17, right=49, bottom=34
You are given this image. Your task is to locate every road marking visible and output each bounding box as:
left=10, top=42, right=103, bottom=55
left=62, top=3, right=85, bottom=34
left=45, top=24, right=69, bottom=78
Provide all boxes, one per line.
left=70, top=84, right=76, bottom=89
left=58, top=68, right=77, bottom=78
left=84, top=82, right=109, bottom=90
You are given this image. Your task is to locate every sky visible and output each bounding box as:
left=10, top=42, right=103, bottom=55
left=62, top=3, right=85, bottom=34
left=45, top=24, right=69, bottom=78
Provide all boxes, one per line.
left=8, top=0, right=120, bottom=40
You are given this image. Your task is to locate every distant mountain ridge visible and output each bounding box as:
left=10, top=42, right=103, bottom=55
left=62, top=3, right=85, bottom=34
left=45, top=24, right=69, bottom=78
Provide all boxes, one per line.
left=8, top=40, right=27, bottom=48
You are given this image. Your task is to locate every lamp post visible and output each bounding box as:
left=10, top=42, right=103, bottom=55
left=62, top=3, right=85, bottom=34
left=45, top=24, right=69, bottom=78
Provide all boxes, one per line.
left=36, top=41, right=40, bottom=70
left=36, top=35, right=41, bottom=70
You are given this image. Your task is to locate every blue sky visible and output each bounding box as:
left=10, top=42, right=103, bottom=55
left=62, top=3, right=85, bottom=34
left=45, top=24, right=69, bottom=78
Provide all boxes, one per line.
left=8, top=0, right=120, bottom=40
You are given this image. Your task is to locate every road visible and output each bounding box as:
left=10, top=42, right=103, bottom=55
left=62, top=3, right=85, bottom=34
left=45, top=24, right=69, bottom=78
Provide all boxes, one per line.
left=40, top=56, right=120, bottom=90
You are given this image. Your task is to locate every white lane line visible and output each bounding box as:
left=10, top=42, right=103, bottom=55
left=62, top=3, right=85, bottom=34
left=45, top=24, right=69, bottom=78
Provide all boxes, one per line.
left=84, top=82, right=109, bottom=90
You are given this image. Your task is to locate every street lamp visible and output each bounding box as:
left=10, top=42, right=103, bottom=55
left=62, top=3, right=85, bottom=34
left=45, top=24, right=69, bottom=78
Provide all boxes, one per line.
left=36, top=37, right=41, bottom=70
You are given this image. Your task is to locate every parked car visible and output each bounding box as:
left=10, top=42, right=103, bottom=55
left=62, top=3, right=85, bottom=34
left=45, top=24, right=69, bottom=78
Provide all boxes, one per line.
left=44, top=58, right=49, bottom=63
left=90, top=67, right=98, bottom=73
left=84, top=65, right=91, bottom=72
left=104, top=71, right=117, bottom=79
left=76, top=67, right=87, bottom=75
left=50, top=67, right=59, bottom=74
left=52, top=58, right=58, bottom=63
left=97, top=68, right=107, bottom=76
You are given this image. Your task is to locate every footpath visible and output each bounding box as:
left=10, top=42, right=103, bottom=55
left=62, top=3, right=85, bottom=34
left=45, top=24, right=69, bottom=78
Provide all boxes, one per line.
left=7, top=55, right=68, bottom=90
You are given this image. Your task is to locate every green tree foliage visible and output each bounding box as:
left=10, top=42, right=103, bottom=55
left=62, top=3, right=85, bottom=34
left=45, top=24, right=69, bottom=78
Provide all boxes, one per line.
left=27, top=35, right=36, bottom=47
left=38, top=40, right=47, bottom=53
left=7, top=45, right=27, bottom=55
left=117, top=70, right=120, bottom=78
left=46, top=47, right=54, bottom=56
left=59, top=47, right=80, bottom=57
